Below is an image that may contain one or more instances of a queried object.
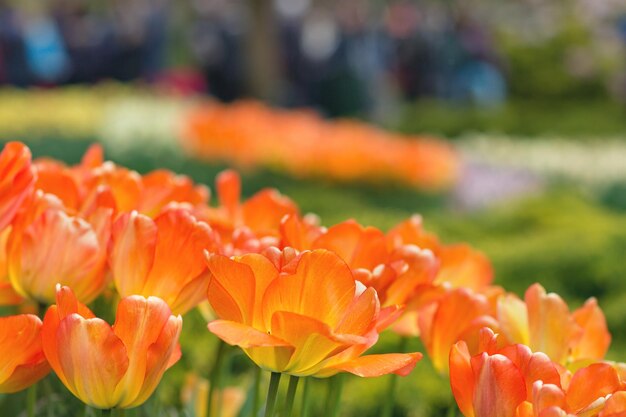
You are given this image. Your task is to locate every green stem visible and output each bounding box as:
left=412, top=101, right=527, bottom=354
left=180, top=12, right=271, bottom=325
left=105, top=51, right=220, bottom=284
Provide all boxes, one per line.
left=326, top=374, right=344, bottom=417
left=37, top=302, right=47, bottom=319
left=249, top=366, right=262, bottom=417
left=44, top=378, right=54, bottom=417
left=381, top=337, right=409, bottom=417
left=27, top=383, right=37, bottom=417
left=300, top=378, right=311, bottom=417
left=283, top=375, right=299, bottom=417
left=101, top=409, right=111, bottom=417
left=207, top=341, right=227, bottom=417
left=264, top=372, right=282, bottom=417
left=447, top=388, right=458, bottom=417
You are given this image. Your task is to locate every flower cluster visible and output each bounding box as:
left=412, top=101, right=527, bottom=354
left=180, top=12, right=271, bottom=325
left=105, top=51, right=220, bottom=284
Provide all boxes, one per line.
left=1, top=139, right=622, bottom=417
left=182, top=100, right=459, bottom=189
left=0, top=140, right=445, bottom=412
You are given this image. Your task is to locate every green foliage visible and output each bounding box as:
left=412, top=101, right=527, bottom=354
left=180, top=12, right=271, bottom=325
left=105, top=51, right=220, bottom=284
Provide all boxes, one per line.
left=396, top=99, right=626, bottom=138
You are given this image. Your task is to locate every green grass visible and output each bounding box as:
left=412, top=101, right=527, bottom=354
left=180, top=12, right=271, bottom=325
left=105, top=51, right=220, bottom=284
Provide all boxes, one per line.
left=395, top=99, right=626, bottom=138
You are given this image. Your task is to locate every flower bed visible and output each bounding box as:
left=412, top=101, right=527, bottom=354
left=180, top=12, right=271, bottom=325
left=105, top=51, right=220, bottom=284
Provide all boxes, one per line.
left=1, top=141, right=623, bottom=417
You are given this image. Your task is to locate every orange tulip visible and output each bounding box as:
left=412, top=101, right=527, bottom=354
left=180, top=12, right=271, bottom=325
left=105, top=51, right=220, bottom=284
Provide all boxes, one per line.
left=8, top=191, right=111, bottom=304
left=206, top=248, right=422, bottom=377
left=497, top=284, right=611, bottom=365
left=34, top=144, right=209, bottom=218
left=137, top=169, right=209, bottom=218
left=450, top=328, right=562, bottom=417
left=280, top=216, right=439, bottom=332
left=515, top=363, right=622, bottom=417
left=42, top=285, right=182, bottom=409
left=0, top=227, right=23, bottom=305
left=381, top=215, right=493, bottom=336
left=34, top=145, right=121, bottom=215
left=387, top=215, right=493, bottom=291
left=0, top=314, right=50, bottom=393
left=110, top=205, right=219, bottom=315
left=197, top=170, right=298, bottom=242
left=0, top=141, right=36, bottom=230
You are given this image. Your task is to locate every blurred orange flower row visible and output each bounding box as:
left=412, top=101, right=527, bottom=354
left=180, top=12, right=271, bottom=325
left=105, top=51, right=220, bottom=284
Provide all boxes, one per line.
left=182, top=100, right=460, bottom=190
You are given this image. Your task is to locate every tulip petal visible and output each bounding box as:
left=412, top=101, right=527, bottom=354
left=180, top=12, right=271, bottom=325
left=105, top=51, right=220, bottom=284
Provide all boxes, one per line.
left=384, top=247, right=437, bottom=306
left=497, top=294, right=530, bottom=346
left=57, top=315, right=129, bottom=409
left=436, top=244, right=493, bottom=290
left=207, top=255, right=256, bottom=324
left=208, top=320, right=294, bottom=373
left=0, top=142, right=35, bottom=230
left=471, top=353, right=527, bottom=417
left=599, top=391, right=626, bottom=417
left=312, top=221, right=388, bottom=270
left=125, top=313, right=182, bottom=408
left=216, top=170, right=241, bottom=217
left=242, top=189, right=298, bottom=237
left=450, top=341, right=476, bottom=417
left=262, top=250, right=355, bottom=330
left=142, top=209, right=216, bottom=313
left=111, top=212, right=157, bottom=297
left=420, top=288, right=493, bottom=372
left=565, top=363, right=620, bottom=414
left=0, top=315, right=49, bottom=393
left=335, top=287, right=379, bottom=335
left=326, top=352, right=422, bottom=377
left=270, top=311, right=364, bottom=375
left=112, top=296, right=179, bottom=406
left=208, top=320, right=291, bottom=348
left=532, top=382, right=566, bottom=415
left=498, top=344, right=561, bottom=398
left=279, top=214, right=322, bottom=250
left=10, top=208, right=107, bottom=303
left=571, top=298, right=611, bottom=361
left=526, top=284, right=576, bottom=364
left=0, top=361, right=50, bottom=394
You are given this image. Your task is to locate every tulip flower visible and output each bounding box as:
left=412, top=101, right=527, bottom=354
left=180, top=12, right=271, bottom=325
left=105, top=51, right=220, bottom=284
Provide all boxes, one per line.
left=197, top=170, right=298, bottom=240
left=419, top=287, right=501, bottom=373
left=137, top=169, right=209, bottom=218
left=497, top=283, right=611, bottom=365
left=34, top=145, right=209, bottom=218
left=110, top=205, right=219, bottom=315
left=0, top=314, right=50, bottom=393
left=515, top=363, right=622, bottom=417
left=206, top=248, right=422, bottom=377
left=386, top=215, right=493, bottom=290
left=0, top=141, right=36, bottom=230
left=280, top=216, right=439, bottom=333
left=42, top=285, right=182, bottom=409
left=8, top=191, right=111, bottom=304
left=450, top=328, right=562, bottom=417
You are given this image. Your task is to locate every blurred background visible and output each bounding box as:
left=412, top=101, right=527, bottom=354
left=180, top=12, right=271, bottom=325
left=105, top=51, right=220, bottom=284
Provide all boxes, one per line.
left=2, top=0, right=626, bottom=117
left=2, top=1, right=626, bottom=416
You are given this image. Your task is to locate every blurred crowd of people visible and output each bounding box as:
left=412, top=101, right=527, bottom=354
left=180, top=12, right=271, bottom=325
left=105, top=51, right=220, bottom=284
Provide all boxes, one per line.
left=0, top=0, right=169, bottom=85
left=2, top=0, right=615, bottom=116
